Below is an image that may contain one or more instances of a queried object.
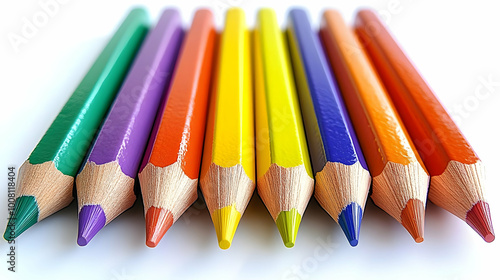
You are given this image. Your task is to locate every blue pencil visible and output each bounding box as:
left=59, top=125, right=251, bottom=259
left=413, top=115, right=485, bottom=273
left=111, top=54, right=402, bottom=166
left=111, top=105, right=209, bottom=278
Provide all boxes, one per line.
left=287, top=9, right=371, bottom=246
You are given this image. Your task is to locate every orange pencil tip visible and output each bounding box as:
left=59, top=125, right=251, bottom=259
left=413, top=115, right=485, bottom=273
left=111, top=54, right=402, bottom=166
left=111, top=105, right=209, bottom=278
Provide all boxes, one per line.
left=401, top=199, right=425, bottom=243
left=145, top=207, right=174, bottom=248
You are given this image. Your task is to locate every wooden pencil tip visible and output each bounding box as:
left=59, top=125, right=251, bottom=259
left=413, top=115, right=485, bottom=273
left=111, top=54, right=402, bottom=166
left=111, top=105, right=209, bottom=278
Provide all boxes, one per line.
left=212, top=205, right=242, bottom=250
left=466, top=201, right=495, bottom=243
left=145, top=207, right=174, bottom=248
left=400, top=199, right=425, bottom=243
left=77, top=205, right=106, bottom=246
left=276, top=209, right=302, bottom=248
left=3, top=196, right=39, bottom=241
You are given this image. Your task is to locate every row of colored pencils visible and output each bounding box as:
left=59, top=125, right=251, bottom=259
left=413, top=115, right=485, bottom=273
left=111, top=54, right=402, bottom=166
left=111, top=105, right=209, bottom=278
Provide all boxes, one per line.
left=4, top=7, right=494, bottom=249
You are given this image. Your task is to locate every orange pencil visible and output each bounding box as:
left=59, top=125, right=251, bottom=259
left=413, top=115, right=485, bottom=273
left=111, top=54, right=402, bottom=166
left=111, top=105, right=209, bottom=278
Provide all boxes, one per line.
left=320, top=10, right=430, bottom=242
left=355, top=9, right=494, bottom=242
left=138, top=9, right=216, bottom=247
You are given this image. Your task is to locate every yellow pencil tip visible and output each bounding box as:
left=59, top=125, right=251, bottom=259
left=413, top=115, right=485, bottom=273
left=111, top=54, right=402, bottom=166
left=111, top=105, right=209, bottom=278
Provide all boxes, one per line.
left=212, top=205, right=242, bottom=250
left=219, top=239, right=231, bottom=250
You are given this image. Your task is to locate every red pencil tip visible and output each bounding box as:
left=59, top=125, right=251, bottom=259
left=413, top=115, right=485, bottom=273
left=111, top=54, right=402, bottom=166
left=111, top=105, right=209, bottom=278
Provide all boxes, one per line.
left=401, top=199, right=425, bottom=243
left=466, top=201, right=495, bottom=243
left=145, top=207, right=173, bottom=247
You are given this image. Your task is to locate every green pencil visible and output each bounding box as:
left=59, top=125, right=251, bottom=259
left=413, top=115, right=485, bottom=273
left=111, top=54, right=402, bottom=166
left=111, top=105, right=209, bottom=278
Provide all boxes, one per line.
left=4, top=8, right=149, bottom=241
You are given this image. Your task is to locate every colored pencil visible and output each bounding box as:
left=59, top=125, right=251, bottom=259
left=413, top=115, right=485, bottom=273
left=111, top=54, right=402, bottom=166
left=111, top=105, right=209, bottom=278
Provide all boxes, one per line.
left=320, top=10, right=429, bottom=242
left=254, top=9, right=314, bottom=248
left=3, top=8, right=149, bottom=241
left=355, top=9, right=495, bottom=242
left=138, top=9, right=216, bottom=248
left=286, top=9, right=371, bottom=246
left=199, top=8, right=255, bottom=250
left=76, top=9, right=183, bottom=246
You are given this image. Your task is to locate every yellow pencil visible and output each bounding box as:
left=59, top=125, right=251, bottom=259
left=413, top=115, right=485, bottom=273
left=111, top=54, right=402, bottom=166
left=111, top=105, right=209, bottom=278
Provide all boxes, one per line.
left=254, top=8, right=314, bottom=248
left=199, top=8, right=255, bottom=250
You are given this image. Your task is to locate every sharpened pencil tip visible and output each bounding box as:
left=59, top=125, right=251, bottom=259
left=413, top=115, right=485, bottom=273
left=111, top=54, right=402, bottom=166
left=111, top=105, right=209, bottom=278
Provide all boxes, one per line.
left=3, top=196, right=39, bottom=241
left=276, top=209, right=302, bottom=248
left=77, top=236, right=89, bottom=246
left=145, top=207, right=173, bottom=248
left=77, top=205, right=106, bottom=246
left=338, top=202, right=363, bottom=247
left=219, top=239, right=231, bottom=250
left=401, top=199, right=425, bottom=243
left=466, top=201, right=495, bottom=243
left=212, top=205, right=241, bottom=250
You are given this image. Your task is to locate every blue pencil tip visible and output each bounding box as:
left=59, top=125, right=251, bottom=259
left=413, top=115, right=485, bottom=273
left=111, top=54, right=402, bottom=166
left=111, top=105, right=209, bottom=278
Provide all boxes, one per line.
left=338, top=202, right=363, bottom=247
left=349, top=239, right=359, bottom=247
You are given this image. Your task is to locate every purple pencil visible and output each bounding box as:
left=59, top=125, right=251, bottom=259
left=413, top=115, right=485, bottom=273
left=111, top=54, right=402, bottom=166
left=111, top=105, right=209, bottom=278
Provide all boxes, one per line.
left=75, top=9, right=183, bottom=246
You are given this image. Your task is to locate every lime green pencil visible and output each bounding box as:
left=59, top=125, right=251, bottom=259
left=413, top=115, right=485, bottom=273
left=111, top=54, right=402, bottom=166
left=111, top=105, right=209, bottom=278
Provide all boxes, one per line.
left=254, top=9, right=314, bottom=248
left=4, top=8, right=149, bottom=241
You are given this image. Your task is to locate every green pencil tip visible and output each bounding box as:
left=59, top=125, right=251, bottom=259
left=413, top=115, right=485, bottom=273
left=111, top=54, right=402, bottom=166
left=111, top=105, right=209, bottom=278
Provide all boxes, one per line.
left=4, top=196, right=39, bottom=241
left=276, top=209, right=302, bottom=248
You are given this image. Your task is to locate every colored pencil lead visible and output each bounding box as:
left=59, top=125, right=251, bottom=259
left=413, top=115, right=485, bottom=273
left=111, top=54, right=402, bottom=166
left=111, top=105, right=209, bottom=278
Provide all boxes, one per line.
left=145, top=207, right=174, bottom=248
left=77, top=205, right=106, bottom=246
left=400, top=199, right=425, bottom=243
left=338, top=202, right=363, bottom=246
left=213, top=205, right=241, bottom=249
left=465, top=201, right=495, bottom=242
left=4, top=196, right=38, bottom=240
left=276, top=209, right=301, bottom=248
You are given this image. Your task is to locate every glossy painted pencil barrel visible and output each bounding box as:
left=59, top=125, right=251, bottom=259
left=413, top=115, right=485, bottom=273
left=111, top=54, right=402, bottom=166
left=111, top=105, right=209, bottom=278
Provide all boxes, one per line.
left=138, top=9, right=216, bottom=247
left=4, top=8, right=149, bottom=241
left=354, top=9, right=494, bottom=242
left=320, top=10, right=429, bottom=242
left=76, top=9, right=183, bottom=246
left=254, top=9, right=314, bottom=248
left=287, top=9, right=371, bottom=246
left=199, top=8, right=255, bottom=250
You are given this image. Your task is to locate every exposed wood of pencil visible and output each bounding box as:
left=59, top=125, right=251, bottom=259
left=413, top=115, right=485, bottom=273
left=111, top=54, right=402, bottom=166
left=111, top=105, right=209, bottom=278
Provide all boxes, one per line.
left=76, top=161, right=136, bottom=224
left=201, top=163, right=255, bottom=217
left=257, top=164, right=314, bottom=221
left=16, top=161, right=73, bottom=220
left=320, top=10, right=429, bottom=242
left=355, top=9, right=494, bottom=242
left=139, top=162, right=198, bottom=221
left=255, top=9, right=314, bottom=247
left=199, top=8, right=255, bottom=249
left=315, top=162, right=370, bottom=222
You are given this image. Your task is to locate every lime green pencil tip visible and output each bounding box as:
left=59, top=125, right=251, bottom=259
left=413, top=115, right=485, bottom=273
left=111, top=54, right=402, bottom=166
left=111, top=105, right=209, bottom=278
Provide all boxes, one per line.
left=276, top=209, right=302, bottom=248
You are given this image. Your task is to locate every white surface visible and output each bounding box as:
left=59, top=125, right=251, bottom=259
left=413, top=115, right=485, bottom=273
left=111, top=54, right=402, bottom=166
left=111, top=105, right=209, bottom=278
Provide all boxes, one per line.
left=1, top=0, right=500, bottom=279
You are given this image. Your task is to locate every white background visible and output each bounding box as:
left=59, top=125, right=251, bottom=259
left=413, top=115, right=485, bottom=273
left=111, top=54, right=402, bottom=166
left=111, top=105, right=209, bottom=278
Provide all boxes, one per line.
left=1, top=0, right=500, bottom=279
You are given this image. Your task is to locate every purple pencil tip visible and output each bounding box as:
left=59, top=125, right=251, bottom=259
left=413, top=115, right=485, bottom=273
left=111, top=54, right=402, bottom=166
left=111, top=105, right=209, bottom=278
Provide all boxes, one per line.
left=78, top=205, right=106, bottom=246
